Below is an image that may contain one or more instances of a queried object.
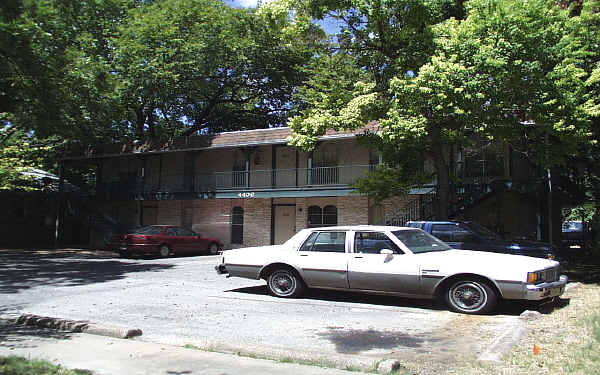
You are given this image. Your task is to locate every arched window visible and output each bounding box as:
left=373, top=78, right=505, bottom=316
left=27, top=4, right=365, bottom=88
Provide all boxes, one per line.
left=231, top=206, right=244, bottom=244
left=307, top=205, right=337, bottom=228
left=323, top=205, right=338, bottom=226
left=307, top=206, right=322, bottom=227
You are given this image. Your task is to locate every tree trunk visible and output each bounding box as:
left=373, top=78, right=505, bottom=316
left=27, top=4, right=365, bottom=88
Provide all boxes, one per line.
left=428, top=125, right=449, bottom=219
left=135, top=105, right=145, bottom=139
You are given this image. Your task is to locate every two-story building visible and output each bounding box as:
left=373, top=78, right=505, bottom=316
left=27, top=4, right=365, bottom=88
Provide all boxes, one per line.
left=61, top=125, right=554, bottom=249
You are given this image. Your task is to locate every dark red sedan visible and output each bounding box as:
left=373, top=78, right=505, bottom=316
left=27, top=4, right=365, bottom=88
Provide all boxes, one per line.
left=110, top=225, right=223, bottom=258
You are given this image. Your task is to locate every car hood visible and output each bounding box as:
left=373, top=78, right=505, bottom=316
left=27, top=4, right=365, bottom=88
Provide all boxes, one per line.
left=417, top=249, right=558, bottom=274
left=489, top=239, right=552, bottom=250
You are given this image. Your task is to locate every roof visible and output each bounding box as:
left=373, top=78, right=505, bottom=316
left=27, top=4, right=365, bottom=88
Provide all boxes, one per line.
left=301, top=225, right=416, bottom=231
left=63, top=123, right=380, bottom=161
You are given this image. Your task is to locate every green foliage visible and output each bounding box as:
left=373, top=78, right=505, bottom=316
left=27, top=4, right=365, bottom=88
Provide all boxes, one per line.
left=0, top=355, right=91, bottom=375
left=114, top=0, right=320, bottom=137
left=0, top=0, right=132, bottom=142
left=0, top=127, right=64, bottom=191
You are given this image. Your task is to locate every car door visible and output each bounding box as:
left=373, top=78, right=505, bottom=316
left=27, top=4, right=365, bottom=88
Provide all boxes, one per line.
left=347, top=231, right=421, bottom=295
left=175, top=227, right=204, bottom=254
left=294, top=231, right=349, bottom=289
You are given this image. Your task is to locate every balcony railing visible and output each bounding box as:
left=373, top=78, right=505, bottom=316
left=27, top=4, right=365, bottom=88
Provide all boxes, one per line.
left=196, top=165, right=373, bottom=191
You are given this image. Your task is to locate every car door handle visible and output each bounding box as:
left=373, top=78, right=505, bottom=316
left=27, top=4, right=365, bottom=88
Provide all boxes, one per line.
left=300, top=254, right=308, bottom=257
left=354, top=256, right=363, bottom=259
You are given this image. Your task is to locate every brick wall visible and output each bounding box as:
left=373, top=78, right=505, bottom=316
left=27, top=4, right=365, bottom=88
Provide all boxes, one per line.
left=157, top=201, right=182, bottom=225
left=337, top=195, right=369, bottom=225
left=192, top=199, right=232, bottom=245
left=243, top=199, right=271, bottom=247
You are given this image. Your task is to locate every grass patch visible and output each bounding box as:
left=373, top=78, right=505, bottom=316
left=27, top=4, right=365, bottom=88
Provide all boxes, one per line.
left=0, top=356, right=91, bottom=375
left=458, top=282, right=600, bottom=375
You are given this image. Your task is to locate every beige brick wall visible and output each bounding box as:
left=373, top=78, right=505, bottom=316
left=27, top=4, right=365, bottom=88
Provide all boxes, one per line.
left=243, top=199, right=271, bottom=247
left=337, top=195, right=369, bottom=226
left=295, top=198, right=307, bottom=232
left=192, top=199, right=232, bottom=245
left=157, top=201, right=182, bottom=225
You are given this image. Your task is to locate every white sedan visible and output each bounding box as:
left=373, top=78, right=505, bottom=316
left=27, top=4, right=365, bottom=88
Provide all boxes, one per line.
left=216, top=225, right=567, bottom=314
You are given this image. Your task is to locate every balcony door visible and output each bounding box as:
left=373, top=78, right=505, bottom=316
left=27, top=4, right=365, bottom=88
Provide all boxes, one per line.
left=275, top=146, right=296, bottom=187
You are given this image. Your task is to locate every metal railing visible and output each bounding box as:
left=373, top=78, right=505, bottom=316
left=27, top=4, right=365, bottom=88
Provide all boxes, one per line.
left=196, top=165, right=373, bottom=191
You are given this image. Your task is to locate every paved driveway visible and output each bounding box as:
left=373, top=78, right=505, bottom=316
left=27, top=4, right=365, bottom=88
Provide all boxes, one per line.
left=0, top=249, right=532, bottom=372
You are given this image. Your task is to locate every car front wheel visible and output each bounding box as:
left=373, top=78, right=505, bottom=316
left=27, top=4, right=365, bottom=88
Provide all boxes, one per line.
left=159, top=244, right=171, bottom=258
left=445, top=279, right=497, bottom=314
left=267, top=268, right=305, bottom=298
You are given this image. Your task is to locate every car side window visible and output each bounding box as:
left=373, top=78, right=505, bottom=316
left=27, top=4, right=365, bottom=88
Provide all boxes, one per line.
left=176, top=227, right=196, bottom=236
left=299, top=232, right=319, bottom=251
left=454, top=229, right=478, bottom=242
left=165, top=227, right=178, bottom=236
left=431, top=224, right=458, bottom=242
left=354, top=232, right=403, bottom=254
left=299, top=232, right=346, bottom=253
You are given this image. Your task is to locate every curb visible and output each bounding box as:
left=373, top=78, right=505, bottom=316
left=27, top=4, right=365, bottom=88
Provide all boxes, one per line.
left=15, top=314, right=142, bottom=339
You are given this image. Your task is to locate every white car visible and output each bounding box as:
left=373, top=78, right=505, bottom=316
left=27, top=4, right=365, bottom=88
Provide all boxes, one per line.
left=216, top=225, right=567, bottom=314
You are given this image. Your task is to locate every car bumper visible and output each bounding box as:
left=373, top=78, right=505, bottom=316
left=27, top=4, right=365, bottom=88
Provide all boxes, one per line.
left=524, top=275, right=568, bottom=300
left=119, top=243, right=160, bottom=255
left=215, top=264, right=228, bottom=275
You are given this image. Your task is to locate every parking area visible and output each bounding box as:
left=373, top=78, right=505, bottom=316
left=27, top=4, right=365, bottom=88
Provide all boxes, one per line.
left=0, top=249, right=537, bottom=372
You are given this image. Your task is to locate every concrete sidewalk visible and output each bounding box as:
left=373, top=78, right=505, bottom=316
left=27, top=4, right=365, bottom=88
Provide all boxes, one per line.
left=0, top=321, right=369, bottom=375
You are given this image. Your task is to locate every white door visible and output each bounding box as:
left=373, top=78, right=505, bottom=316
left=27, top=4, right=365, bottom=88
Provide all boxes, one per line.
left=347, top=231, right=421, bottom=295
left=274, top=205, right=296, bottom=244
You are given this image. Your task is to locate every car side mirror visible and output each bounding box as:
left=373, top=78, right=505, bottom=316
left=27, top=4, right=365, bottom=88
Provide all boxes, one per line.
left=380, top=249, right=394, bottom=255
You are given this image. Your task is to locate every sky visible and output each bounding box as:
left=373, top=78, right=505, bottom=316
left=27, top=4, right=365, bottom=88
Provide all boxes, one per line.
left=225, top=0, right=343, bottom=35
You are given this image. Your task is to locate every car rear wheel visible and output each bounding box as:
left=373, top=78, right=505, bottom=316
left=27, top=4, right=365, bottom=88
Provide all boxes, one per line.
left=208, top=243, right=219, bottom=255
left=445, top=279, right=497, bottom=314
left=267, top=268, right=305, bottom=298
left=159, top=244, right=171, bottom=258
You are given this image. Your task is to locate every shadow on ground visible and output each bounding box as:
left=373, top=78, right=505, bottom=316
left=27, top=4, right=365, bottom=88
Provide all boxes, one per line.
left=0, top=319, right=73, bottom=350
left=0, top=249, right=175, bottom=293
left=228, top=284, right=570, bottom=317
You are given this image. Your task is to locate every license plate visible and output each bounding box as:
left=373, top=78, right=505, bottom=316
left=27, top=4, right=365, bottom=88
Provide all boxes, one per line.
left=548, top=285, right=564, bottom=297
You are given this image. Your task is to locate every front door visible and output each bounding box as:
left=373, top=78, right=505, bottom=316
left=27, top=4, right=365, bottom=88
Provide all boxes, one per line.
left=347, top=231, right=421, bottom=295
left=274, top=205, right=296, bottom=244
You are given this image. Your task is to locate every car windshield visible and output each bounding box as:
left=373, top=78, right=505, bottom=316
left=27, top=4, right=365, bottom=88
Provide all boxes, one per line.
left=132, top=226, right=163, bottom=235
left=468, top=223, right=501, bottom=240
left=392, top=230, right=452, bottom=254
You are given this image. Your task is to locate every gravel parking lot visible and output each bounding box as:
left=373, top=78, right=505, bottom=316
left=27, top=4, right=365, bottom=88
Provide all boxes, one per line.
left=0, top=249, right=532, bottom=372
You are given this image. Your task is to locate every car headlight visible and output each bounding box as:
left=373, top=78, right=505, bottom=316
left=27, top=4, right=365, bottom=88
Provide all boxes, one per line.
left=527, top=271, right=545, bottom=284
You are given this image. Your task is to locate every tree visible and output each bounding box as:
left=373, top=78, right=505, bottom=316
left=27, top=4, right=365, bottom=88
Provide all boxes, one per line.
left=289, top=0, right=593, bottom=220
left=0, top=0, right=133, bottom=142
left=0, top=126, right=64, bottom=191
left=114, top=0, right=321, bottom=138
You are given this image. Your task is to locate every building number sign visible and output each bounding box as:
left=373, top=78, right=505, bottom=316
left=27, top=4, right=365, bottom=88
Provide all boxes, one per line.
left=238, top=192, right=255, bottom=198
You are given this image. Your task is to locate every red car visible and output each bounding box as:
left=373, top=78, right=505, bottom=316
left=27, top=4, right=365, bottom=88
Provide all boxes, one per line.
left=111, top=225, right=223, bottom=258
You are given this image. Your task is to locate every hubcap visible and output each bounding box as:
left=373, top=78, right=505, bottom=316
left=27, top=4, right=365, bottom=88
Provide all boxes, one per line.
left=270, top=272, right=295, bottom=296
left=451, top=282, right=486, bottom=311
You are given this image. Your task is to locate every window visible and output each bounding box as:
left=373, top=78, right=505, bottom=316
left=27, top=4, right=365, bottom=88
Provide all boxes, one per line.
left=323, top=205, right=338, bottom=226
left=133, top=226, right=164, bottom=235
left=231, top=207, right=244, bottom=244
left=307, top=205, right=337, bottom=228
left=431, top=224, right=458, bottom=242
left=391, top=230, right=451, bottom=254
left=354, top=232, right=403, bottom=254
left=173, top=227, right=196, bottom=236
left=299, top=231, right=346, bottom=253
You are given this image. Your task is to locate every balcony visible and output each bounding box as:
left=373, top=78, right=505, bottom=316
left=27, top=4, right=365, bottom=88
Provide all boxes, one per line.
left=195, top=165, right=373, bottom=191
left=94, top=165, right=375, bottom=200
